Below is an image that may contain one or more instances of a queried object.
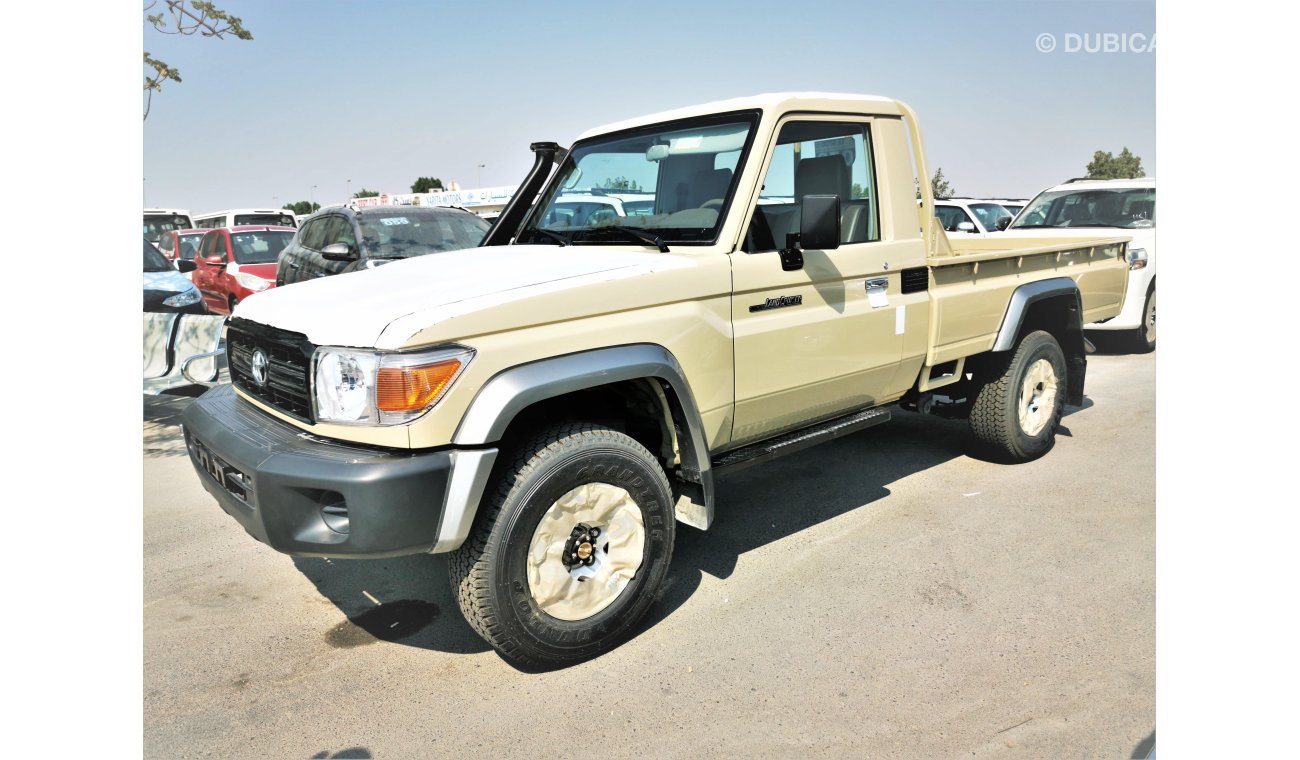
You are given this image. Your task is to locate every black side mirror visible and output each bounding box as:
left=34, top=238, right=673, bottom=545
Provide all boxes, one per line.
left=321, top=242, right=359, bottom=261
left=996, top=216, right=1012, bottom=231
left=800, top=195, right=841, bottom=250
left=176, top=259, right=197, bottom=273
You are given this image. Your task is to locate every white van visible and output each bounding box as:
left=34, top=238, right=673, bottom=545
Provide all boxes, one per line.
left=143, top=208, right=195, bottom=245
left=193, top=209, right=297, bottom=229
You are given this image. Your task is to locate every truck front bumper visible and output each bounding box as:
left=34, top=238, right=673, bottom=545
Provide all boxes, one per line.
left=180, top=384, right=497, bottom=558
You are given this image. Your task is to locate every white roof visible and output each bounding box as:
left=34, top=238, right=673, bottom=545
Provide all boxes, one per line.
left=576, top=92, right=900, bottom=140
left=1044, top=177, right=1156, bottom=192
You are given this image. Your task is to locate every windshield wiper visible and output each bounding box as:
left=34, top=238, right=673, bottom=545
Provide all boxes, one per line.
left=576, top=226, right=670, bottom=253
left=526, top=228, right=570, bottom=246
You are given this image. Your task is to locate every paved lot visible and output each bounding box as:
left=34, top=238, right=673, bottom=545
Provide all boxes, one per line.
left=144, top=350, right=1155, bottom=759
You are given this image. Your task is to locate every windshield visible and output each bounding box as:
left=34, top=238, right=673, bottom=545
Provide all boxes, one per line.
left=520, top=113, right=757, bottom=246
left=234, top=213, right=296, bottom=227
left=968, top=203, right=1011, bottom=230
left=231, top=230, right=294, bottom=264
left=143, top=214, right=192, bottom=243
left=359, top=210, right=490, bottom=258
left=177, top=233, right=203, bottom=261
left=143, top=239, right=173, bottom=272
left=1011, top=187, right=1156, bottom=230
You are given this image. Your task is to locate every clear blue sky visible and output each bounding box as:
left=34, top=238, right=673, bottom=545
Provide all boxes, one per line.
left=143, top=0, right=1155, bottom=212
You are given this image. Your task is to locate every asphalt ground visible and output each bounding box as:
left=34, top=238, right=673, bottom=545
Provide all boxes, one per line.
left=144, top=347, right=1155, bottom=759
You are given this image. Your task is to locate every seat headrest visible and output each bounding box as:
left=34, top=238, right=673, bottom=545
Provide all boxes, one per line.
left=795, top=156, right=850, bottom=200
left=690, top=167, right=733, bottom=206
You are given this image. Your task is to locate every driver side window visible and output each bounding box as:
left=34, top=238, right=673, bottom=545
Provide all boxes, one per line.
left=745, top=121, right=879, bottom=253
left=212, top=233, right=229, bottom=261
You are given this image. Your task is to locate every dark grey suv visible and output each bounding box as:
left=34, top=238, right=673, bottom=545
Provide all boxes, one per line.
left=276, top=205, right=491, bottom=286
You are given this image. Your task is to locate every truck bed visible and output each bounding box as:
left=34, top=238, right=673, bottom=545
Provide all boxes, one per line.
left=923, top=234, right=1131, bottom=365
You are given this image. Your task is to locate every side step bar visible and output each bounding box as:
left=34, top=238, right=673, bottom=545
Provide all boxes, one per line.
left=712, top=406, right=891, bottom=477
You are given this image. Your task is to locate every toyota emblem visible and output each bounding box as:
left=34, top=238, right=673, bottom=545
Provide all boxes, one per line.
left=250, top=349, right=269, bottom=387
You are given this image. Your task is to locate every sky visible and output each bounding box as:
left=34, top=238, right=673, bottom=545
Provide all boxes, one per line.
left=143, top=0, right=1155, bottom=213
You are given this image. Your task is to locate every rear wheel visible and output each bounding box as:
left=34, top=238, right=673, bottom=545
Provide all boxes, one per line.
left=969, top=330, right=1067, bottom=461
left=449, top=423, right=675, bottom=667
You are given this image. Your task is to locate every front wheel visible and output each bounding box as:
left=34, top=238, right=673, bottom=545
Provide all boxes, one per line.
left=449, top=423, right=675, bottom=667
left=1132, top=286, right=1156, bottom=353
left=969, top=330, right=1067, bottom=461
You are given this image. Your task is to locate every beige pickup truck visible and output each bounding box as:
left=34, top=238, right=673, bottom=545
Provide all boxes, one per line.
left=182, top=93, right=1130, bottom=666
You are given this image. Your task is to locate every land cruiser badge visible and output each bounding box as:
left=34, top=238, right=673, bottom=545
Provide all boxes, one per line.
left=749, top=295, right=803, bottom=313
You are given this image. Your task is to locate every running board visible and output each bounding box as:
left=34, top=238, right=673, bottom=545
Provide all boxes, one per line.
left=712, top=406, right=891, bottom=476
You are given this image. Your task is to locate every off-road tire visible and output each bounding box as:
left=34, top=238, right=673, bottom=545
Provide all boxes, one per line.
left=448, top=423, right=675, bottom=667
left=969, top=330, right=1067, bottom=462
left=1132, top=285, right=1156, bottom=353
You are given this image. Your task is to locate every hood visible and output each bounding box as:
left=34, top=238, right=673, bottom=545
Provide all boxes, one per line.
left=143, top=268, right=196, bottom=293
left=232, top=244, right=697, bottom=349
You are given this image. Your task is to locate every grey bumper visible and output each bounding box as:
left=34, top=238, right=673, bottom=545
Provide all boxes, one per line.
left=180, top=384, right=496, bottom=558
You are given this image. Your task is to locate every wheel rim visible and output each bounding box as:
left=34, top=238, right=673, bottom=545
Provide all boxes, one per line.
left=526, top=482, right=645, bottom=621
left=1018, top=358, right=1059, bottom=436
left=1144, top=290, right=1156, bottom=344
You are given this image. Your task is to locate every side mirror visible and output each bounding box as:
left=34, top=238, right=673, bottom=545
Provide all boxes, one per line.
left=800, top=195, right=841, bottom=251
left=956, top=221, right=976, bottom=232
left=321, top=242, right=359, bottom=261
left=996, top=216, right=1012, bottom=231
left=176, top=259, right=197, bottom=273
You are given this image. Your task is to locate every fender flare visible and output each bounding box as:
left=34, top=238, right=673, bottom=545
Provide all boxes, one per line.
left=992, top=277, right=1083, bottom=352
left=443, top=343, right=716, bottom=535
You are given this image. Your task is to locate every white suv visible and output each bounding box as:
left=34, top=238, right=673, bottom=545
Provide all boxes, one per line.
left=1004, top=177, right=1156, bottom=352
left=933, top=198, right=1015, bottom=237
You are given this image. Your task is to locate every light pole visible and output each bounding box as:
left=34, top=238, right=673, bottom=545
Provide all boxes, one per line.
left=477, top=164, right=485, bottom=188
left=347, top=178, right=352, bottom=200
left=311, top=184, right=317, bottom=208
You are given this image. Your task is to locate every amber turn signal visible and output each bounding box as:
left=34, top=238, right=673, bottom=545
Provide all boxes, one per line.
left=376, top=359, right=462, bottom=412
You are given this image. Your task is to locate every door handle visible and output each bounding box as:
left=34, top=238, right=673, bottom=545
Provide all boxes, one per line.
left=865, top=277, right=889, bottom=291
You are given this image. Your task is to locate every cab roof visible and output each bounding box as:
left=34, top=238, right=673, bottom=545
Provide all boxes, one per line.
left=576, top=92, right=903, bottom=141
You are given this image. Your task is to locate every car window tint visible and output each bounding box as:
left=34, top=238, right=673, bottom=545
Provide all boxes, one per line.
left=359, top=211, right=489, bottom=258
left=934, top=205, right=975, bottom=232
left=328, top=216, right=356, bottom=247
left=300, top=218, right=327, bottom=250
left=212, top=232, right=229, bottom=259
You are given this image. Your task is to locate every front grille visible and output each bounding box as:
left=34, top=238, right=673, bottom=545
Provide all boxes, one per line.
left=226, top=318, right=315, bottom=422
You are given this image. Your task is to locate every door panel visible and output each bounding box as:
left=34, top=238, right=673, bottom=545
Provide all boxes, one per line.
left=729, top=117, right=911, bottom=445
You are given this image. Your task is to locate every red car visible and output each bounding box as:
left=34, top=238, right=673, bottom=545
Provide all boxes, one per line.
left=157, top=229, right=208, bottom=275
left=192, top=226, right=295, bottom=314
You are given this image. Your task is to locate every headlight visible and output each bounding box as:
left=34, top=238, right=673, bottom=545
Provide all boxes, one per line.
left=1126, top=247, right=1148, bottom=270
left=235, top=272, right=272, bottom=292
left=162, top=287, right=201, bottom=307
left=314, top=345, right=473, bottom=425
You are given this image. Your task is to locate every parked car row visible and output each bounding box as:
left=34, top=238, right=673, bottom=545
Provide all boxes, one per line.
left=147, top=176, right=1152, bottom=351
left=144, top=205, right=491, bottom=318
